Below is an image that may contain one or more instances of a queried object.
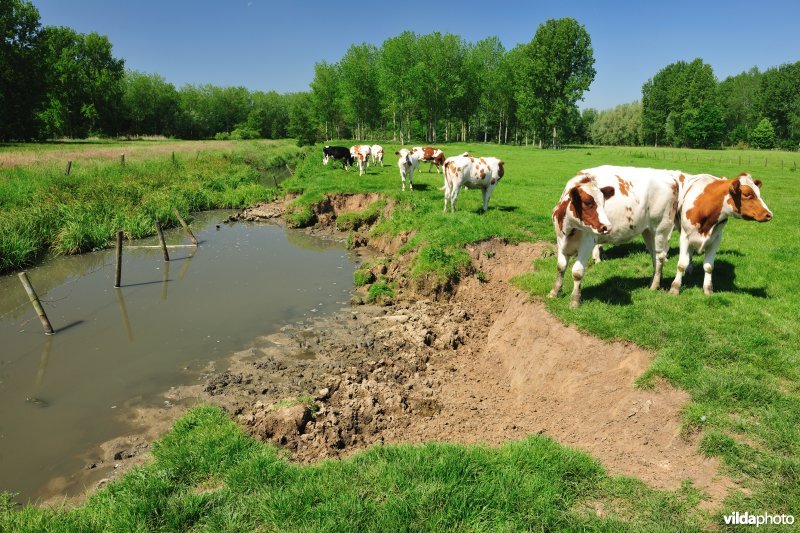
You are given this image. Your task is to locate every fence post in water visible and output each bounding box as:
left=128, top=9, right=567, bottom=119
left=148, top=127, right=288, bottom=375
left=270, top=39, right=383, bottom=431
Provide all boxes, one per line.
left=155, top=221, right=170, bottom=261
left=65, top=160, right=72, bottom=175
left=172, top=208, right=198, bottom=245
left=114, top=231, right=123, bottom=288
left=18, top=272, right=54, bottom=335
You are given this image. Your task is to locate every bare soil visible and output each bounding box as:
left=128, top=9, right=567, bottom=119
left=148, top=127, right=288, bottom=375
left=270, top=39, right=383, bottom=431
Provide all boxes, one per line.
left=50, top=194, right=734, bottom=508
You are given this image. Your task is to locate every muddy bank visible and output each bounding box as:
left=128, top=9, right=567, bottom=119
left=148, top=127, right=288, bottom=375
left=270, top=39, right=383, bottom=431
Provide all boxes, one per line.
left=58, top=194, right=734, bottom=508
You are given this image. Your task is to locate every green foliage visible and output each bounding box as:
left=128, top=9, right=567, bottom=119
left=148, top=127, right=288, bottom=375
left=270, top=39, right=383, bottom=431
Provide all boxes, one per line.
left=366, top=281, right=394, bottom=303
left=749, top=118, right=776, bottom=149
left=0, top=0, right=47, bottom=141
left=514, top=18, right=596, bottom=146
left=284, top=201, right=317, bottom=228
left=288, top=92, right=318, bottom=146
left=353, top=268, right=376, bottom=287
left=589, top=101, right=642, bottom=146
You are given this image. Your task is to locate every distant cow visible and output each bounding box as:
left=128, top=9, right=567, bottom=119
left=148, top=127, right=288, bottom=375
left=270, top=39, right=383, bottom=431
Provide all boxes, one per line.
left=370, top=145, right=384, bottom=167
left=412, top=146, right=445, bottom=173
left=442, top=153, right=504, bottom=212
left=549, top=165, right=681, bottom=308
left=322, top=146, right=353, bottom=169
left=350, top=145, right=371, bottom=176
left=669, top=172, right=772, bottom=295
left=396, top=148, right=420, bottom=191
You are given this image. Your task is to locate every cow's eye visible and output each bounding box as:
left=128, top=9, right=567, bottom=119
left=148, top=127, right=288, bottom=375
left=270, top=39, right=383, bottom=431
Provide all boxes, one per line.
left=583, top=200, right=593, bottom=207
left=744, top=193, right=754, bottom=199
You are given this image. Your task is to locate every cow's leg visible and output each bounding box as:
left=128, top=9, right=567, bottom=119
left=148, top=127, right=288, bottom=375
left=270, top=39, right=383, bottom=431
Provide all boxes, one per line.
left=592, top=245, right=602, bottom=263
left=549, top=238, right=569, bottom=298
left=641, top=229, right=660, bottom=289
left=570, top=237, right=594, bottom=308
left=669, top=231, right=692, bottom=295
left=409, top=168, right=414, bottom=190
left=450, top=182, right=460, bottom=213
left=650, top=224, right=672, bottom=290
left=401, top=170, right=406, bottom=191
left=701, top=234, right=722, bottom=295
left=481, top=187, right=490, bottom=212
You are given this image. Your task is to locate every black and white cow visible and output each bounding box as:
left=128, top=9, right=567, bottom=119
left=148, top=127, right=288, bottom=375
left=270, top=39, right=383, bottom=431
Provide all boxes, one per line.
left=322, top=146, right=354, bottom=169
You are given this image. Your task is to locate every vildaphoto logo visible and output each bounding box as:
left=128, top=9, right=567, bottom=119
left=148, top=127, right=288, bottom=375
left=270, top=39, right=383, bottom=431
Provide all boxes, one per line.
left=723, top=511, right=795, bottom=527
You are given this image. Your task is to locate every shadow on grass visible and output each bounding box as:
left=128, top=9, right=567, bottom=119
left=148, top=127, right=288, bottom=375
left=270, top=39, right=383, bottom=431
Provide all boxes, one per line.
left=580, top=259, right=767, bottom=305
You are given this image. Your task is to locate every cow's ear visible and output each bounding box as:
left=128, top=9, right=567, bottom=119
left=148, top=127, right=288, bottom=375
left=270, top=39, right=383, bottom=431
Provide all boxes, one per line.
left=498, top=161, right=504, bottom=177
left=729, top=178, right=741, bottom=195
left=754, top=179, right=763, bottom=188
left=600, top=186, right=615, bottom=200
left=569, top=186, right=582, bottom=207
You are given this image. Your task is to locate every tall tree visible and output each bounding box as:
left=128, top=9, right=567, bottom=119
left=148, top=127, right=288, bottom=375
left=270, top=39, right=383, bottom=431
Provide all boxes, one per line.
left=377, top=31, right=419, bottom=144
left=514, top=18, right=596, bottom=147
left=759, top=62, right=800, bottom=146
left=37, top=27, right=125, bottom=137
left=122, top=71, right=178, bottom=136
left=0, top=0, right=46, bottom=140
left=310, top=61, right=341, bottom=140
left=338, top=43, right=379, bottom=140
left=718, top=67, right=761, bottom=144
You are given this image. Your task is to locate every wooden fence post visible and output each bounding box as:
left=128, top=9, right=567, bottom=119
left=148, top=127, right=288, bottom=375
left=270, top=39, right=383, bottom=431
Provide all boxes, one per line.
left=114, top=231, right=123, bottom=287
left=18, top=272, right=54, bottom=335
left=172, top=208, right=198, bottom=245
left=155, top=221, right=170, bottom=261
left=120, top=154, right=125, bottom=166
left=65, top=161, right=72, bottom=175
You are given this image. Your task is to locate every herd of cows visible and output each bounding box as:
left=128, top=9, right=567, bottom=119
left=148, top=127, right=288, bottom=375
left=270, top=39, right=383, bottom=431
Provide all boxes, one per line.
left=321, top=144, right=773, bottom=307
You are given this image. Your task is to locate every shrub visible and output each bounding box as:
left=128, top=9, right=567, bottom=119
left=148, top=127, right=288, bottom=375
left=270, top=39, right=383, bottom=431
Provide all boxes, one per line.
left=285, top=202, right=316, bottom=228
left=367, top=282, right=394, bottom=304
left=353, top=269, right=376, bottom=286
left=749, top=118, right=775, bottom=149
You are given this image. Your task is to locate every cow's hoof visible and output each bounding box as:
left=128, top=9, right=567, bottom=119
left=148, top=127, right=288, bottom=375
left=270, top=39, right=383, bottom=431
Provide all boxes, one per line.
left=669, top=284, right=680, bottom=295
left=649, top=282, right=660, bottom=291
left=704, top=286, right=714, bottom=296
left=547, top=290, right=558, bottom=299
left=569, top=296, right=581, bottom=309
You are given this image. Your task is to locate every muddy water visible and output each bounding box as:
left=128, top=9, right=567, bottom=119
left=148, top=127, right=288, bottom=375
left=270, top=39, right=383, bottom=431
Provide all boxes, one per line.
left=0, top=212, right=356, bottom=502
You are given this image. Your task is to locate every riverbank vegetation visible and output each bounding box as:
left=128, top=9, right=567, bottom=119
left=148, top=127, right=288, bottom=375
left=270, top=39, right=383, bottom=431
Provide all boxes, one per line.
left=0, top=139, right=300, bottom=273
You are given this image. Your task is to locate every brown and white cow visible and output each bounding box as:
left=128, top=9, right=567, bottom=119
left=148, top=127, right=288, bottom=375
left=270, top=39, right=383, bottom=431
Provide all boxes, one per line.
left=350, top=145, right=371, bottom=176
left=370, top=144, right=384, bottom=167
left=669, top=172, right=772, bottom=295
left=412, top=146, right=445, bottom=173
left=442, top=153, right=505, bottom=212
left=395, top=148, right=420, bottom=191
left=550, top=165, right=682, bottom=308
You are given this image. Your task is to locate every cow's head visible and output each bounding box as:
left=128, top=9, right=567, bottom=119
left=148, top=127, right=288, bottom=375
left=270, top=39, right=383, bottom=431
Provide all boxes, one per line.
left=567, top=180, right=615, bottom=235
left=396, top=149, right=411, bottom=166
left=323, top=146, right=330, bottom=165
left=728, top=173, right=772, bottom=222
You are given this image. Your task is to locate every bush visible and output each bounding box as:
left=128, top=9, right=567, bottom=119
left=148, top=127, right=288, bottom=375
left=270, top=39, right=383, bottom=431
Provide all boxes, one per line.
left=749, top=118, right=776, bottom=149
left=367, top=282, right=394, bottom=303
left=353, top=269, right=376, bottom=287
left=285, top=202, right=316, bottom=228
left=230, top=126, right=261, bottom=140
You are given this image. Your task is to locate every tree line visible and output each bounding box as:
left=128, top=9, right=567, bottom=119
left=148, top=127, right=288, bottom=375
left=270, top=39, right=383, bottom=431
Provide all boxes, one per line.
left=4, top=0, right=797, bottom=150
left=0, top=0, right=302, bottom=141
left=586, top=59, right=800, bottom=150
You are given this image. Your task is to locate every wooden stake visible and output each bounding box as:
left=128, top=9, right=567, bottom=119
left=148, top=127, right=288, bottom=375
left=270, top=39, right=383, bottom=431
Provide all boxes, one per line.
left=114, top=231, right=123, bottom=287
left=172, top=208, right=198, bottom=245
left=65, top=160, right=72, bottom=175
left=161, top=261, right=170, bottom=301
left=172, top=151, right=176, bottom=165
left=120, top=154, right=125, bottom=166
left=155, top=221, right=170, bottom=261
left=18, top=272, right=54, bottom=335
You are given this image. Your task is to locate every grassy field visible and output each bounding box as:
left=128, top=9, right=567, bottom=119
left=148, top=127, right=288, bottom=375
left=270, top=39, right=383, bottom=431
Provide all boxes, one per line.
left=2, top=142, right=798, bottom=529
left=0, top=139, right=299, bottom=273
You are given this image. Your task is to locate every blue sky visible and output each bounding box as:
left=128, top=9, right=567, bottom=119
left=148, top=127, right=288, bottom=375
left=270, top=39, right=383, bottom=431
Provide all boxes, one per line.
left=33, top=0, right=800, bottom=111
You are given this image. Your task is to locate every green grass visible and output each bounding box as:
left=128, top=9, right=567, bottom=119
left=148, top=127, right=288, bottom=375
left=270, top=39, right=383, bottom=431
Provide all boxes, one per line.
left=282, top=142, right=800, bottom=520
left=0, top=406, right=708, bottom=531
left=0, top=139, right=302, bottom=272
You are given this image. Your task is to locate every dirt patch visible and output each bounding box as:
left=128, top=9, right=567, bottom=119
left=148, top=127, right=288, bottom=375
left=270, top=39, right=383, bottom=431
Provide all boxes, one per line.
left=53, top=198, right=734, bottom=509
